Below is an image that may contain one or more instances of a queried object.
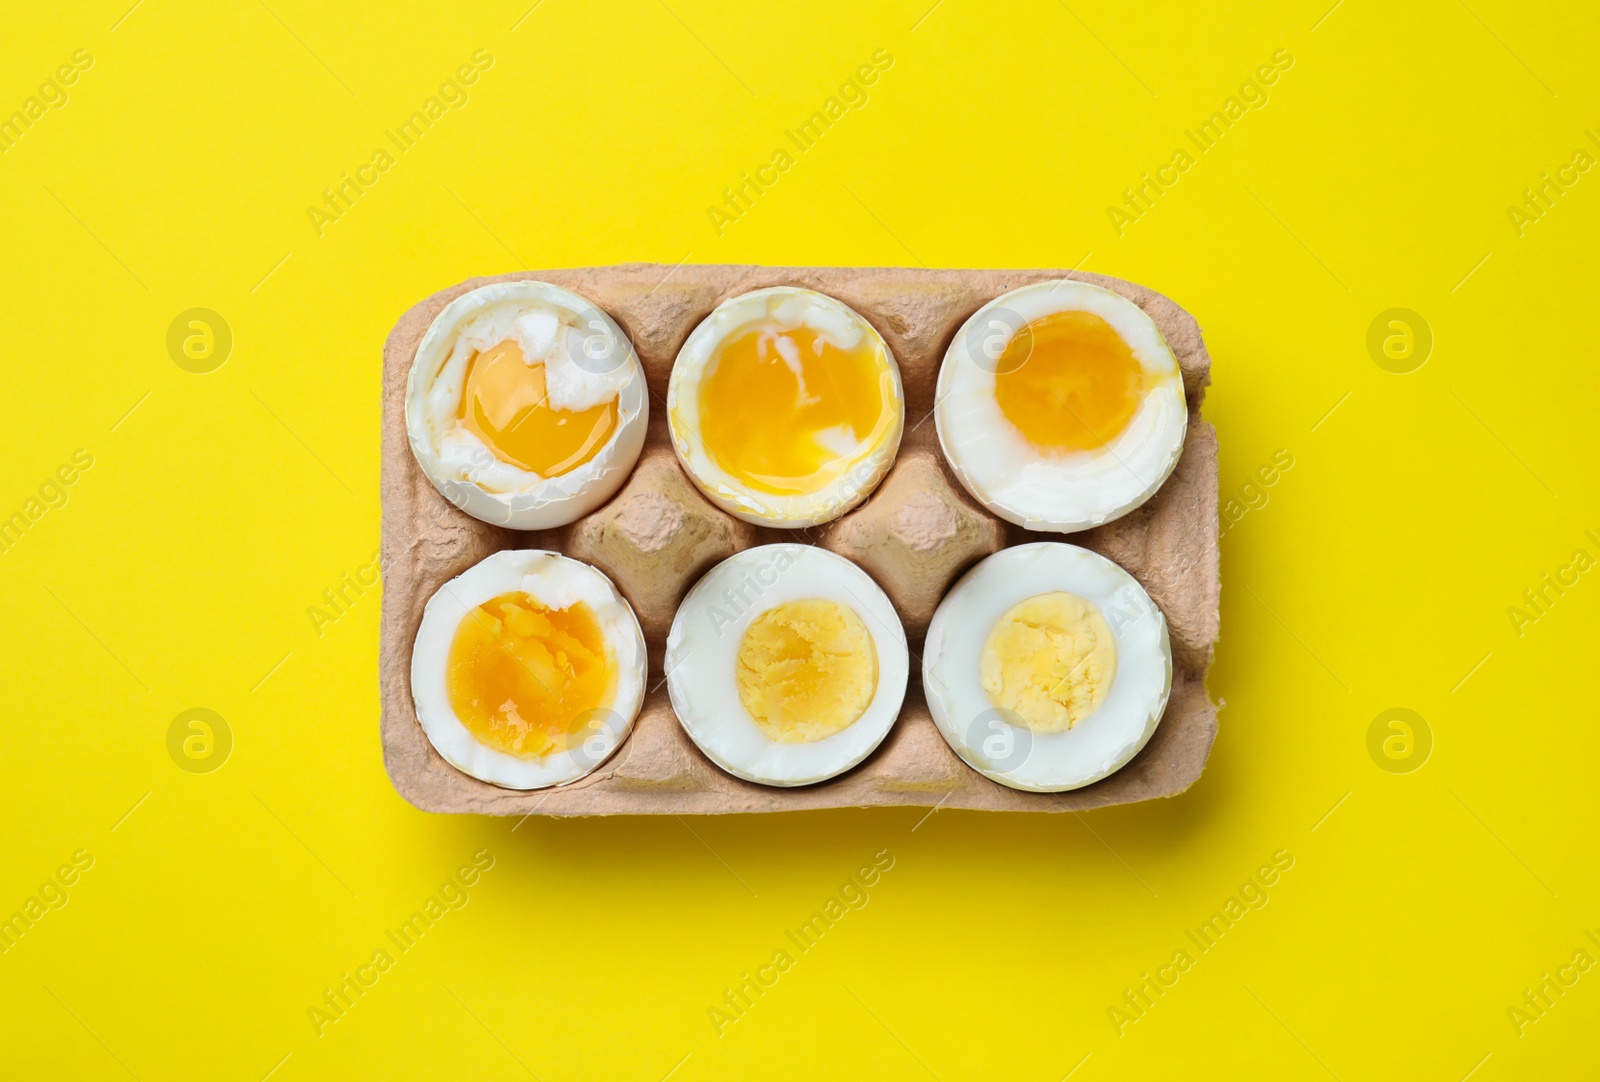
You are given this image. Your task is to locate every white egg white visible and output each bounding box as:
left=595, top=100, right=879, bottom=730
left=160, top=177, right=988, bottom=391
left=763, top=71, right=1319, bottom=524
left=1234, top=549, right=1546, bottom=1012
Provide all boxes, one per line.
left=667, top=286, right=904, bottom=527
left=410, top=549, right=646, bottom=790
left=936, top=279, right=1187, bottom=533
left=665, top=544, right=908, bottom=787
left=922, top=543, right=1171, bottom=792
left=406, top=280, right=648, bottom=530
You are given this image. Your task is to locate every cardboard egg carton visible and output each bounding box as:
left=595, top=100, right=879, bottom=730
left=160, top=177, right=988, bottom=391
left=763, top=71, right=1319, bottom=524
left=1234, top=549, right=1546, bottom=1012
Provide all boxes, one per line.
left=380, top=265, right=1219, bottom=815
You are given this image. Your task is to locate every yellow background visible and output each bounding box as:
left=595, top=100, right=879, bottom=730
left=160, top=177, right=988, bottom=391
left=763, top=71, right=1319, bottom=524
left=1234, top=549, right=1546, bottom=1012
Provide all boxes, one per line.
left=2, top=1, right=1596, bottom=1078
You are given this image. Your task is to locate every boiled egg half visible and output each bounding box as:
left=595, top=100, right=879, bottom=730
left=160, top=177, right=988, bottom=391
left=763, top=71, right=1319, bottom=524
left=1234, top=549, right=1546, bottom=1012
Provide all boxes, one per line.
left=665, top=544, right=908, bottom=786
left=668, top=287, right=904, bottom=527
left=411, top=549, right=646, bottom=789
left=936, top=280, right=1186, bottom=532
left=407, top=280, right=647, bottom=529
left=922, top=543, right=1171, bottom=792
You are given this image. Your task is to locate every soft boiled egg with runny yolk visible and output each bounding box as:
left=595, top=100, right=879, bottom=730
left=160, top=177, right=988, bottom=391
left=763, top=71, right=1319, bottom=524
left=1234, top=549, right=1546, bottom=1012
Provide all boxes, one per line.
left=406, top=280, right=648, bottom=529
left=411, top=549, right=646, bottom=789
left=668, top=287, right=904, bottom=527
left=665, top=544, right=909, bottom=787
left=936, top=280, right=1187, bottom=533
left=922, top=543, right=1171, bottom=792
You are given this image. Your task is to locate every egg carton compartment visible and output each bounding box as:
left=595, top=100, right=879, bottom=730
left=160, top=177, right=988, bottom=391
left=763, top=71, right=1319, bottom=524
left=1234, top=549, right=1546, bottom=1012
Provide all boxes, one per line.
left=380, top=265, right=1219, bottom=815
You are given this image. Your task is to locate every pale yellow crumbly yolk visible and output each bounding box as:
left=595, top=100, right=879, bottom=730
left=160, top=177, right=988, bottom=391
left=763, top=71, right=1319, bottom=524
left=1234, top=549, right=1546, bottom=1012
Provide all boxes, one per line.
left=446, top=591, right=616, bottom=758
left=458, top=339, right=619, bottom=476
left=993, top=309, right=1153, bottom=452
left=697, top=326, right=895, bottom=496
left=736, top=599, right=878, bottom=743
left=980, top=592, right=1116, bottom=733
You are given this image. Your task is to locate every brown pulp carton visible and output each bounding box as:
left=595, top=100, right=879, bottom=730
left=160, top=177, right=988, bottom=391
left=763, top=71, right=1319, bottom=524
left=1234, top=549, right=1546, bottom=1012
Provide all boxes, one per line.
left=380, top=265, right=1219, bottom=816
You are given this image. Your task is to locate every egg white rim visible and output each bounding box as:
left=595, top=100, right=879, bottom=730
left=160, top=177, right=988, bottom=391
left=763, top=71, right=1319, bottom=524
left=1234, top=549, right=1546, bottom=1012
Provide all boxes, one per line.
left=667, top=286, right=904, bottom=528
left=405, top=280, right=648, bottom=530
left=935, top=279, right=1187, bottom=533
left=922, top=543, right=1171, bottom=792
left=410, top=549, right=647, bottom=790
left=664, top=544, right=909, bottom=787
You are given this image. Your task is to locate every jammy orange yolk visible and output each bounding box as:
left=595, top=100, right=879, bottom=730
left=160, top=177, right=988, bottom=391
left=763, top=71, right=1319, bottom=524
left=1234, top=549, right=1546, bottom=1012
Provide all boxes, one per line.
left=446, top=591, right=615, bottom=759
left=993, top=310, right=1151, bottom=452
left=458, top=339, right=618, bottom=477
left=697, top=326, right=895, bottom=495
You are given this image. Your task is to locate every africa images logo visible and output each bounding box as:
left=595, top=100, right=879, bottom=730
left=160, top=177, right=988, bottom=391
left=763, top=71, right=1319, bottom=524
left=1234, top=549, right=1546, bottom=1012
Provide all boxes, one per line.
left=1106, top=50, right=1294, bottom=236
left=706, top=49, right=895, bottom=236
left=707, top=849, right=895, bottom=1035
left=305, top=50, right=494, bottom=237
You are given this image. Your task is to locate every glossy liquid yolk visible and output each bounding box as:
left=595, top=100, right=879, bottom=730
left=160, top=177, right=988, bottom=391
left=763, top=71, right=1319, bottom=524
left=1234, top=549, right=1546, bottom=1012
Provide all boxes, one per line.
left=698, top=327, right=893, bottom=496
left=735, top=599, right=877, bottom=743
left=459, top=339, right=618, bottom=476
left=993, top=310, right=1150, bottom=452
left=446, top=592, right=615, bottom=759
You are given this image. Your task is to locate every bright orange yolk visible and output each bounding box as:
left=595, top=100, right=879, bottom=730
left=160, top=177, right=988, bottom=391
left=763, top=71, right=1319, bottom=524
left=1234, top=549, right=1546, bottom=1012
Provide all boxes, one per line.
left=446, top=591, right=615, bottom=759
left=458, top=339, right=618, bottom=476
left=993, top=310, right=1151, bottom=452
left=697, top=326, right=895, bottom=495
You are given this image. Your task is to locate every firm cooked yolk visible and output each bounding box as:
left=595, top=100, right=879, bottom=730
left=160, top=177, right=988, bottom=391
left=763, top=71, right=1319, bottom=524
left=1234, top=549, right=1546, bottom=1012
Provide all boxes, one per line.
left=993, top=310, right=1151, bottom=452
left=736, top=599, right=877, bottom=743
left=980, top=592, right=1116, bottom=733
left=446, top=591, right=616, bottom=759
left=458, top=339, right=618, bottom=477
left=697, top=326, right=895, bottom=495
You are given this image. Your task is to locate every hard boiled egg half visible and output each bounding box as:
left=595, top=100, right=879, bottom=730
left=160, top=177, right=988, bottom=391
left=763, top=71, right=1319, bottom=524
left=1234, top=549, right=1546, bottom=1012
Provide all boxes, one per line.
left=936, top=280, right=1186, bottom=533
left=665, top=544, right=908, bottom=786
left=922, top=543, right=1171, bottom=792
left=407, top=280, right=647, bottom=529
left=668, top=287, right=904, bottom=527
left=411, top=549, right=646, bottom=789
